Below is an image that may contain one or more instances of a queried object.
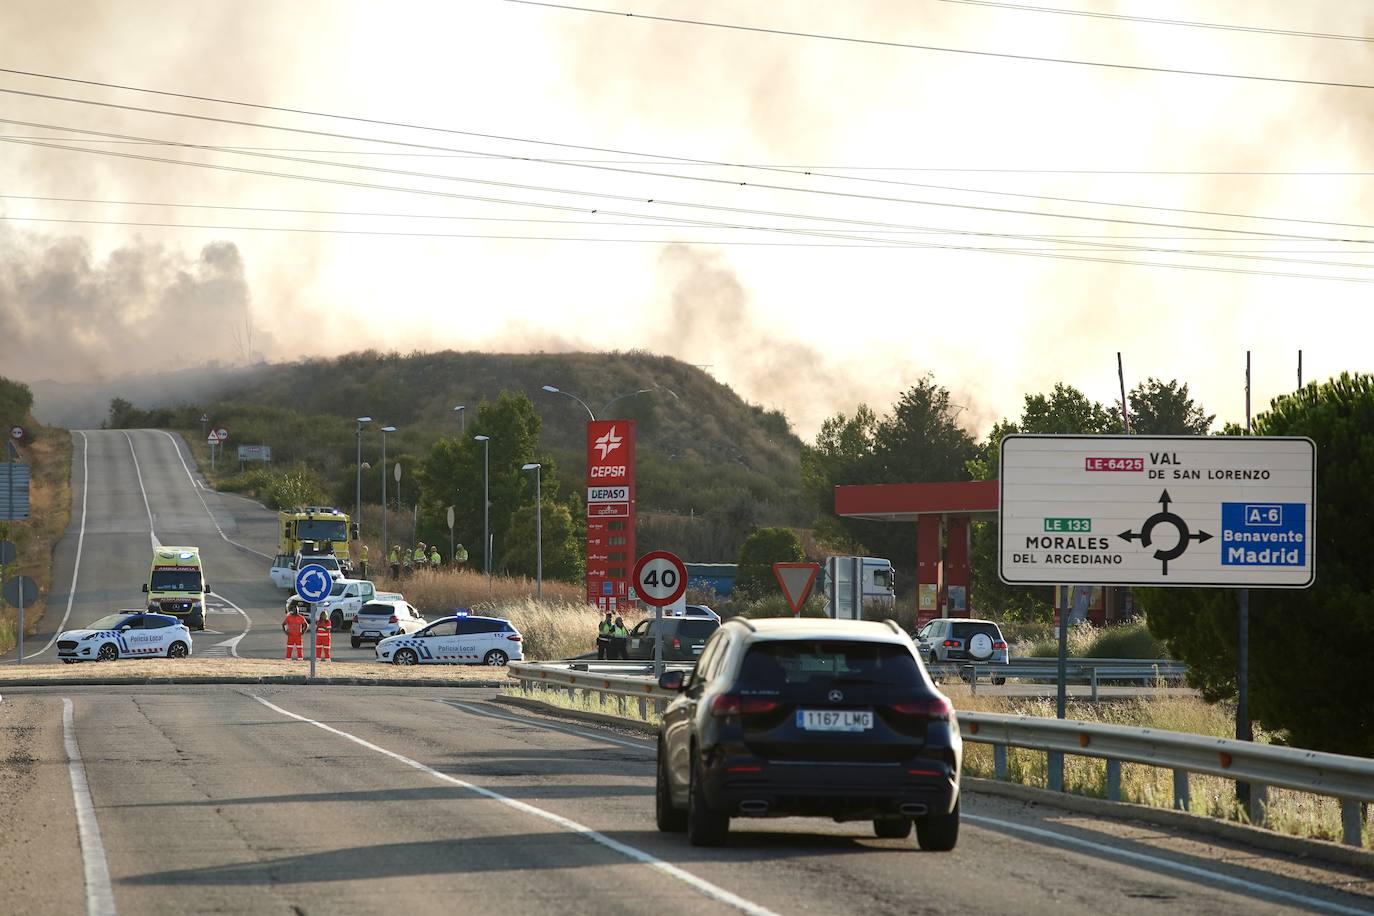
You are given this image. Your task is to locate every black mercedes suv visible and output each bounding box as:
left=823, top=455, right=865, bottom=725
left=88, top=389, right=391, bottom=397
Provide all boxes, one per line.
left=655, top=617, right=962, bottom=849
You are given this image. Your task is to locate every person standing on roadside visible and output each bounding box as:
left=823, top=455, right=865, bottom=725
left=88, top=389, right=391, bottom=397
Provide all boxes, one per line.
left=388, top=544, right=400, bottom=579
left=596, top=611, right=614, bottom=660
left=429, top=545, right=441, bottom=567
left=610, top=615, right=629, bottom=660
left=282, top=601, right=307, bottom=660
left=359, top=543, right=369, bottom=579
left=315, top=609, right=332, bottom=662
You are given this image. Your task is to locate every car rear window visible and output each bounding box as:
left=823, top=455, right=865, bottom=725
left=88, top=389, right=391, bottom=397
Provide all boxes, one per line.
left=737, top=640, right=923, bottom=688
left=358, top=603, right=392, bottom=616
left=678, top=619, right=719, bottom=637
left=950, top=622, right=1002, bottom=641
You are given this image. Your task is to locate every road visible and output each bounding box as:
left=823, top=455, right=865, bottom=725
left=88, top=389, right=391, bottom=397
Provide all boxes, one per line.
left=2, top=684, right=1370, bottom=916
left=3, top=428, right=359, bottom=665
left=2, top=430, right=1371, bottom=914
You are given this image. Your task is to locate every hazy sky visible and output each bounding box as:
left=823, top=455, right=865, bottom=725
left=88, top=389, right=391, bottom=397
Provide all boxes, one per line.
left=2, top=0, right=1372, bottom=437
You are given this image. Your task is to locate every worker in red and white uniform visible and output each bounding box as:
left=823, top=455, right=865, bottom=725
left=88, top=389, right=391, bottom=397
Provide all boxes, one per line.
left=315, top=610, right=332, bottom=661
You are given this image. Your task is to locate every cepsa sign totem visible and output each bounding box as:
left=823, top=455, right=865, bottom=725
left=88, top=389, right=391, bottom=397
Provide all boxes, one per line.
left=585, top=420, right=636, bottom=610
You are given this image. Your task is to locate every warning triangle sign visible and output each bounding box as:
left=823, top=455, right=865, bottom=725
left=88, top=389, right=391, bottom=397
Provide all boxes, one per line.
left=773, top=562, right=820, bottom=615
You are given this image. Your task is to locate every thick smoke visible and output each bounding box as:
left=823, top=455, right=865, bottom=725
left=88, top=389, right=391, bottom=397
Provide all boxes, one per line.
left=655, top=244, right=984, bottom=436
left=0, top=226, right=275, bottom=381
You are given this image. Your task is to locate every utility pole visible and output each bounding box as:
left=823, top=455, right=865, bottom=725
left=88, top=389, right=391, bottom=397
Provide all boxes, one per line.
left=1237, top=351, right=1253, bottom=809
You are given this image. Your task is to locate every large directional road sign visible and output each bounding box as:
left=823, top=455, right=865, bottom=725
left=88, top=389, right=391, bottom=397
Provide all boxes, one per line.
left=999, top=435, right=1315, bottom=588
left=295, top=564, right=333, bottom=602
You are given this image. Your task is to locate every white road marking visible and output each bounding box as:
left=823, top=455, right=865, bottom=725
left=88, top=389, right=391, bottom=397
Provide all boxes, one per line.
left=25, top=432, right=89, bottom=658
left=62, top=698, right=116, bottom=916
left=205, top=592, right=251, bottom=658
left=445, top=700, right=655, bottom=753
left=964, top=814, right=1372, bottom=916
left=158, top=430, right=271, bottom=560
left=122, top=431, right=159, bottom=549
left=252, top=695, right=779, bottom=916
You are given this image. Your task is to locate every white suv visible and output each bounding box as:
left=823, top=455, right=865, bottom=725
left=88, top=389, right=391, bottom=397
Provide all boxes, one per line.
left=350, top=599, right=426, bottom=648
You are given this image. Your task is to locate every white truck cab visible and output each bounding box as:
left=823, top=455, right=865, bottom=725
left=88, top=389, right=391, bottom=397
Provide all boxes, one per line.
left=270, top=553, right=344, bottom=590
left=307, top=578, right=378, bottom=631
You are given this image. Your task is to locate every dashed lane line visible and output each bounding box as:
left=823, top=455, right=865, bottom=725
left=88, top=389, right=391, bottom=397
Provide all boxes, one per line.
left=24, top=432, right=89, bottom=659
left=158, top=430, right=271, bottom=560
left=63, top=698, right=116, bottom=916
left=252, top=695, right=779, bottom=916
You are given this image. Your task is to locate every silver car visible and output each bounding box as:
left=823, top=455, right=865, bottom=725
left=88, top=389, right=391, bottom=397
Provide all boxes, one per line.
left=350, top=599, right=427, bottom=648
left=916, top=618, right=1009, bottom=683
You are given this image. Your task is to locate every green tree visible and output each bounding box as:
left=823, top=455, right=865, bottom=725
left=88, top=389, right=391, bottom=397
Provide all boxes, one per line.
left=414, top=392, right=558, bottom=573
left=0, top=377, right=34, bottom=432
left=1140, top=373, right=1374, bottom=756
left=802, top=378, right=976, bottom=563
left=735, top=527, right=805, bottom=599
left=1125, top=378, right=1214, bottom=434
left=503, top=502, right=584, bottom=582
left=968, top=384, right=1123, bottom=621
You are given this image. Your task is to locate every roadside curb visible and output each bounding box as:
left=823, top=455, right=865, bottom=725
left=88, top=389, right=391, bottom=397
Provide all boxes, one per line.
left=485, top=694, right=1373, bottom=870
left=963, top=777, right=1374, bottom=870
left=494, top=693, right=658, bottom=736
left=0, top=675, right=511, bottom=689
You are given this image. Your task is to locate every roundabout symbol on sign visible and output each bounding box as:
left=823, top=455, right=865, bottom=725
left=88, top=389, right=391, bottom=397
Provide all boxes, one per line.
left=632, top=550, right=687, bottom=608
left=1118, top=490, right=1213, bottom=576
left=295, top=564, right=333, bottom=602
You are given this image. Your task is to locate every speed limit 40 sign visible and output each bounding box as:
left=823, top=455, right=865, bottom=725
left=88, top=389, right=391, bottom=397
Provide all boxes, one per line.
left=632, top=550, right=687, bottom=607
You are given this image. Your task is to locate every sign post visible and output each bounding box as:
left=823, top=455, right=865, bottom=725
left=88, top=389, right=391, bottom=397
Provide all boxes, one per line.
left=1000, top=434, right=1316, bottom=798
left=3, top=575, right=36, bottom=666
left=773, top=562, right=819, bottom=617
left=633, top=550, right=687, bottom=678
left=295, top=563, right=333, bottom=679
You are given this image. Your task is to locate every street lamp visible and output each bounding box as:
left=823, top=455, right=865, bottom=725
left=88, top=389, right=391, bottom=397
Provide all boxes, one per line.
left=474, top=435, right=490, bottom=578
left=453, top=405, right=466, bottom=434
left=522, top=463, right=542, bottom=600
left=380, top=425, right=396, bottom=570
left=541, top=385, right=595, bottom=421
left=541, top=384, right=680, bottom=420
left=355, top=416, right=371, bottom=544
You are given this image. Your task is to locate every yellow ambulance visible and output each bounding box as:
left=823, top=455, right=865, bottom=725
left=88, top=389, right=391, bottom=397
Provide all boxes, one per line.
left=143, top=546, right=209, bottom=631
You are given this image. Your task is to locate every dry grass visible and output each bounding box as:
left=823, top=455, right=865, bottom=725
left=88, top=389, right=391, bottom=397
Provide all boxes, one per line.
left=0, top=658, right=511, bottom=683
left=501, top=682, right=662, bottom=725
left=945, top=686, right=1369, bottom=849
left=0, top=427, right=74, bottom=655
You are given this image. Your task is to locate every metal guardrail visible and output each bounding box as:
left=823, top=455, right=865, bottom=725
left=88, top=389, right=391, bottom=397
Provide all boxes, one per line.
left=508, top=661, right=1373, bottom=847
left=928, top=659, right=1189, bottom=701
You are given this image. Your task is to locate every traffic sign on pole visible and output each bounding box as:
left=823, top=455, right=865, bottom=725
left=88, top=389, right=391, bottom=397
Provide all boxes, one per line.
left=295, top=564, right=333, bottom=602
left=999, top=435, right=1316, bottom=588
left=632, top=550, right=687, bottom=607
left=213, top=428, right=229, bottom=442
left=773, top=562, right=819, bottom=616
left=9, top=426, right=24, bottom=441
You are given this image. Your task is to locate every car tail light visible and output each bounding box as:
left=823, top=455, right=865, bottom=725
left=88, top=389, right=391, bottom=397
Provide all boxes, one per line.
left=710, top=695, right=779, bottom=717
left=726, top=765, right=762, bottom=774
left=942, top=639, right=960, bottom=648
left=993, top=640, right=1008, bottom=650
left=506, top=634, right=522, bottom=642
left=889, top=697, right=953, bottom=721
left=388, top=615, right=399, bottom=624
left=672, top=637, right=682, bottom=649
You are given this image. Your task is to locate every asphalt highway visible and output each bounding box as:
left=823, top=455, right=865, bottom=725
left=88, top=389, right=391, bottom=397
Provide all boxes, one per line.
left=1, top=684, right=1370, bottom=916
left=2, top=431, right=1372, bottom=914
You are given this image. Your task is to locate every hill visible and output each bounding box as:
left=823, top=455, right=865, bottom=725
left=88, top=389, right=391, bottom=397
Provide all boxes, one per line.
left=100, top=350, right=811, bottom=557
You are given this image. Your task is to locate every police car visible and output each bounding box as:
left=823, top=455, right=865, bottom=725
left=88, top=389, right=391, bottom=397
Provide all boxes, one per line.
left=375, top=613, right=524, bottom=667
left=56, top=611, right=194, bottom=663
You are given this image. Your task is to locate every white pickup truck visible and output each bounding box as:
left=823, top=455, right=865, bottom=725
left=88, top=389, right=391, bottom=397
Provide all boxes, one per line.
left=271, top=553, right=345, bottom=590
left=288, top=578, right=379, bottom=631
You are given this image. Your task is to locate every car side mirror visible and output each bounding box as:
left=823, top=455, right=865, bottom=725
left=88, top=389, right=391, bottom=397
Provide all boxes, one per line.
left=203, top=586, right=211, bottom=594
left=141, top=583, right=149, bottom=592
left=658, top=670, right=685, bottom=691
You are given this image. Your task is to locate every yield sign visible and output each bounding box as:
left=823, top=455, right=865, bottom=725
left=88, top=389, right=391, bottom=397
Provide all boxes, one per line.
left=773, top=562, right=819, bottom=616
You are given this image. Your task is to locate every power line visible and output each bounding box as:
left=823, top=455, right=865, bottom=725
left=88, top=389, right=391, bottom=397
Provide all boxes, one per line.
left=4, top=136, right=1374, bottom=282
left=8, top=192, right=1365, bottom=241
left=5, top=137, right=1373, bottom=174
left=506, top=1, right=1374, bottom=92
left=6, top=106, right=1372, bottom=245
left=937, top=0, right=1374, bottom=43
left=5, top=214, right=1371, bottom=283
left=6, top=74, right=1374, bottom=232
